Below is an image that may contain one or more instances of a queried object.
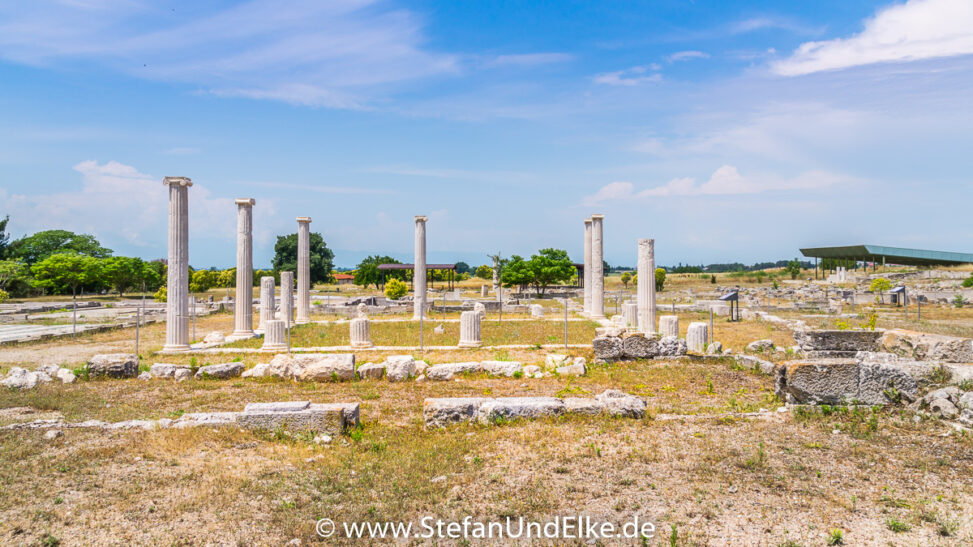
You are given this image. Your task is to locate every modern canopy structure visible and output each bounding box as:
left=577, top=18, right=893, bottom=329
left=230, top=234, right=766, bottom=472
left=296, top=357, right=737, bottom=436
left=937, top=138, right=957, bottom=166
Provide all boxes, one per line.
left=800, top=244, right=973, bottom=271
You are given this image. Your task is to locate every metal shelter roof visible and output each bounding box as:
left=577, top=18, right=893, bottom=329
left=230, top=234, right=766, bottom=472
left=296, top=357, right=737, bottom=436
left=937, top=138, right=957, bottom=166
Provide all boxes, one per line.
left=799, top=245, right=973, bottom=266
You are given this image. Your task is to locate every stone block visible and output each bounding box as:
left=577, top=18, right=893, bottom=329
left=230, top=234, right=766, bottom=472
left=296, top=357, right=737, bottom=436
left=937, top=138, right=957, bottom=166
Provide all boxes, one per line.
left=236, top=402, right=351, bottom=434
left=794, top=330, right=881, bottom=353
left=658, top=336, right=687, bottom=357
left=858, top=361, right=918, bottom=404
left=776, top=359, right=859, bottom=404
left=475, top=397, right=565, bottom=424
left=565, top=398, right=606, bottom=415
left=879, top=329, right=973, bottom=363
left=356, top=362, right=385, bottom=380
left=480, top=360, right=522, bottom=377
left=425, top=362, right=481, bottom=381
left=593, top=336, right=623, bottom=360
left=556, top=362, right=586, bottom=376
left=595, top=390, right=647, bottom=418
left=87, top=354, right=138, bottom=378
left=268, top=353, right=355, bottom=381
left=384, top=355, right=416, bottom=382
left=622, top=334, right=660, bottom=359
left=423, top=398, right=489, bottom=427
left=195, top=363, right=244, bottom=379
left=150, top=363, right=192, bottom=379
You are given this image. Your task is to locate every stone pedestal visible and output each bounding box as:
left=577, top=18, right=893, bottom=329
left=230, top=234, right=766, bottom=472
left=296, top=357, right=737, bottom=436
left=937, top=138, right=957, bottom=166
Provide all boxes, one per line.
left=350, top=318, right=372, bottom=348
left=163, top=176, right=192, bottom=351
left=230, top=198, right=256, bottom=340
left=686, top=322, right=709, bottom=353
left=583, top=218, right=592, bottom=316
left=474, top=302, right=486, bottom=319
left=261, top=319, right=287, bottom=351
left=659, top=315, right=679, bottom=338
left=590, top=214, right=605, bottom=319
left=414, top=215, right=428, bottom=320
left=481, top=285, right=488, bottom=297
left=259, top=276, right=275, bottom=329
left=296, top=217, right=311, bottom=324
left=637, top=238, right=656, bottom=334
left=458, top=310, right=482, bottom=348
left=530, top=304, right=544, bottom=317
left=622, top=302, right=638, bottom=328
left=279, top=271, right=294, bottom=326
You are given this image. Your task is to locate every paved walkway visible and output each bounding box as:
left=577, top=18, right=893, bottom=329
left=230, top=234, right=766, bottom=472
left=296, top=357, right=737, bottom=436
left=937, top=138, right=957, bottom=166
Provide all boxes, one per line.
left=0, top=323, right=111, bottom=343
left=162, top=343, right=594, bottom=355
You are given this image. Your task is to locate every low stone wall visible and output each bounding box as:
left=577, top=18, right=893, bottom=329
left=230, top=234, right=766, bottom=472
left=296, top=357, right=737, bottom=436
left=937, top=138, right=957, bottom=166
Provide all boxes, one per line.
left=880, top=329, right=973, bottom=363
left=424, top=390, right=646, bottom=427
left=592, top=332, right=687, bottom=362
left=794, top=329, right=882, bottom=358
left=775, top=356, right=919, bottom=405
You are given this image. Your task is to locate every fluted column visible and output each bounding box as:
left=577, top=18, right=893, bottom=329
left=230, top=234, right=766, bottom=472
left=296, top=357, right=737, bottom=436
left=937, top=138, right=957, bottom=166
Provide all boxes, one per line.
left=622, top=302, right=638, bottom=328
left=659, top=315, right=679, bottom=338
left=230, top=198, right=255, bottom=340
left=458, top=310, right=482, bottom=348
left=413, top=215, right=428, bottom=320
left=163, top=176, right=192, bottom=351
left=261, top=320, right=287, bottom=351
left=279, top=271, right=294, bottom=326
left=296, top=217, right=311, bottom=324
left=590, top=214, right=605, bottom=319
left=583, top=218, right=592, bottom=316
left=637, top=238, right=656, bottom=334
left=686, top=322, right=708, bottom=353
left=259, top=276, right=275, bottom=329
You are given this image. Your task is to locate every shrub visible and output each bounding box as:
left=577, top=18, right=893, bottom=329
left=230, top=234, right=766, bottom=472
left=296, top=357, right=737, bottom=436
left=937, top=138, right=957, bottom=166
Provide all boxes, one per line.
left=384, top=278, right=407, bottom=300
left=655, top=268, right=666, bottom=292
left=953, top=294, right=967, bottom=308
left=0, top=289, right=8, bottom=303
left=962, top=276, right=973, bottom=288
left=153, top=286, right=167, bottom=302
left=869, top=277, right=892, bottom=293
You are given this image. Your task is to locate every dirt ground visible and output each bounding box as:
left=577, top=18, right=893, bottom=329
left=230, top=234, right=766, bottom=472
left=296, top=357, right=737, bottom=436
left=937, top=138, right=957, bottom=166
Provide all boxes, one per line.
left=2, top=278, right=973, bottom=545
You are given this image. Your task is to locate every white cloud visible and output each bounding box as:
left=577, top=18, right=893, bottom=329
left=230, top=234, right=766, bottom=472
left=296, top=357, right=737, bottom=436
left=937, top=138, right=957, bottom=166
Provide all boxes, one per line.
left=2, top=160, right=247, bottom=258
left=593, top=66, right=661, bottom=86
left=667, top=50, right=709, bottom=62
left=582, top=165, right=857, bottom=204
left=0, top=0, right=458, bottom=108
left=773, top=0, right=973, bottom=76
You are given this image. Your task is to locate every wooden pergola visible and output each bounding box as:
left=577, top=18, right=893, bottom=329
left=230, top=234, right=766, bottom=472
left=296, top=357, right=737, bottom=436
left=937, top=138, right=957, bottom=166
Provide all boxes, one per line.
left=378, top=263, right=458, bottom=290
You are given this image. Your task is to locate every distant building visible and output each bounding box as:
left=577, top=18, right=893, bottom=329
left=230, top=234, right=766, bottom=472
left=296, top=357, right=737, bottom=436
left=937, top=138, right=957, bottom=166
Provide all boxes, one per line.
left=334, top=273, right=355, bottom=285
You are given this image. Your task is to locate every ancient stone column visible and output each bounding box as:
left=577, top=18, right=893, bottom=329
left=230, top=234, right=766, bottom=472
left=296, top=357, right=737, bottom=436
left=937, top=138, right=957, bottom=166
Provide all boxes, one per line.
left=458, top=310, right=482, bottom=348
left=296, top=217, right=311, bottom=324
left=622, top=302, right=638, bottom=328
left=163, top=176, right=192, bottom=351
left=230, top=198, right=255, bottom=340
left=686, top=322, right=708, bottom=353
left=474, top=302, right=486, bottom=319
left=583, top=218, right=592, bottom=316
left=259, top=276, right=275, bottom=330
left=637, top=238, right=656, bottom=334
left=413, top=215, right=428, bottom=320
left=659, top=315, right=679, bottom=338
left=481, top=285, right=488, bottom=297
left=350, top=303, right=372, bottom=349
left=261, top=319, right=287, bottom=351
left=590, top=214, right=605, bottom=319
left=279, top=271, right=294, bottom=326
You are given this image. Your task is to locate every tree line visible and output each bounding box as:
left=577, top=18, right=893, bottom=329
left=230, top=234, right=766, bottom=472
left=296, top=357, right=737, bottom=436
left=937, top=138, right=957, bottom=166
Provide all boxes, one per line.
left=0, top=216, right=335, bottom=301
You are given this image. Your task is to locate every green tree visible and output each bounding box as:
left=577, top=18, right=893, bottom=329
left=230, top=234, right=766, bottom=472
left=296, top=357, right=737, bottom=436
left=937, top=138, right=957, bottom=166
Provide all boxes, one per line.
left=620, top=271, right=632, bottom=288
left=0, top=259, right=28, bottom=291
left=655, top=267, right=666, bottom=292
left=454, top=261, right=471, bottom=274
left=0, top=215, right=10, bottom=258
left=475, top=264, right=493, bottom=280
left=216, top=268, right=236, bottom=288
left=384, top=278, right=407, bottom=300
left=500, top=255, right=533, bottom=290
left=272, top=232, right=335, bottom=284
left=9, top=229, right=112, bottom=265
left=785, top=259, right=802, bottom=280
left=354, top=255, right=401, bottom=289
left=31, top=253, right=101, bottom=295
left=100, top=256, right=146, bottom=297
left=870, top=277, right=892, bottom=293
left=190, top=269, right=218, bottom=294
left=527, top=248, right=575, bottom=295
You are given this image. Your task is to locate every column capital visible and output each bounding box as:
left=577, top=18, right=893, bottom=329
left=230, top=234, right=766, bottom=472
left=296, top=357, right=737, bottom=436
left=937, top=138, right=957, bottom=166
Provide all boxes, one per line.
left=590, top=213, right=604, bottom=221
left=415, top=215, right=428, bottom=223
left=297, top=216, right=312, bottom=224
left=235, top=198, right=256, bottom=206
left=163, top=176, right=193, bottom=187
left=584, top=218, right=592, bottom=224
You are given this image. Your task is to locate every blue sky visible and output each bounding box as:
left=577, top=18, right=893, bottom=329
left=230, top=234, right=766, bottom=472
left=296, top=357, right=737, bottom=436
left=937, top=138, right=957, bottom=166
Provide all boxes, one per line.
left=1, top=0, right=972, bottom=268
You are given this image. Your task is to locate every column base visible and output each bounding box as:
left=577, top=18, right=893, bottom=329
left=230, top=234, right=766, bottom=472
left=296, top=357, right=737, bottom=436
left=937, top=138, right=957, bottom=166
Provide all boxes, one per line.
left=226, top=331, right=257, bottom=342
left=162, top=344, right=191, bottom=352
left=261, top=343, right=288, bottom=351
left=457, top=341, right=482, bottom=348
left=351, top=341, right=374, bottom=349
left=295, top=318, right=310, bottom=325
